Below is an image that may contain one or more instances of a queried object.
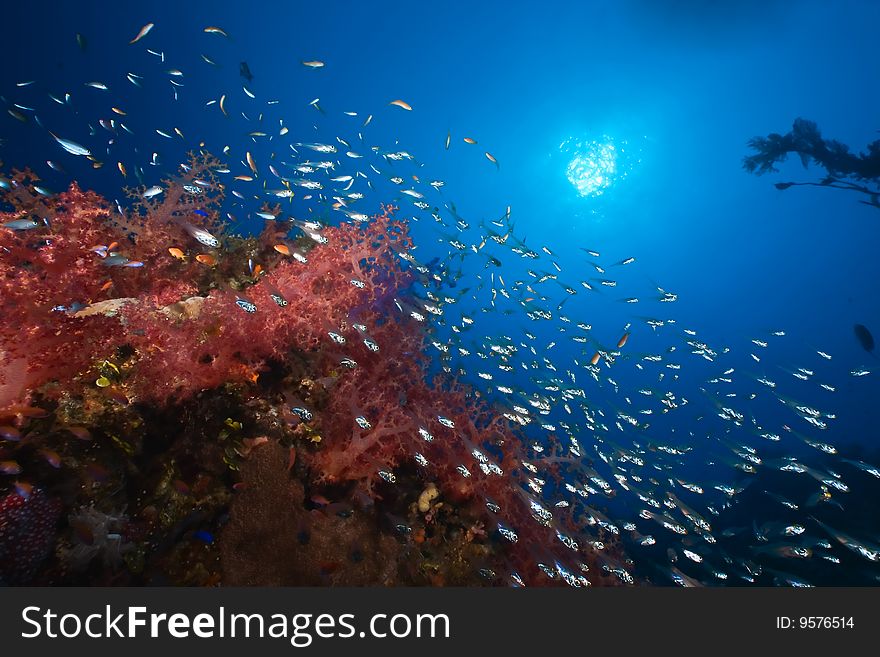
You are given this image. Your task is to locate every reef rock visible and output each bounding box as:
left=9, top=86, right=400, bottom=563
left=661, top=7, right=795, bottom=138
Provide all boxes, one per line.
left=220, top=441, right=401, bottom=586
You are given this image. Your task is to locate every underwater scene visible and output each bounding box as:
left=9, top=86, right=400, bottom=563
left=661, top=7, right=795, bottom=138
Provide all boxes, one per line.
left=0, top=1, right=879, bottom=587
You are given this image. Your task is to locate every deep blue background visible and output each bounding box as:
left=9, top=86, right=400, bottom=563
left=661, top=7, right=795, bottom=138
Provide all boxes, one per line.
left=1, top=1, right=879, bottom=576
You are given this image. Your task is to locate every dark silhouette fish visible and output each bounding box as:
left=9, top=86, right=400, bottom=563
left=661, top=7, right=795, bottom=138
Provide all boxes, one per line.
left=854, top=324, right=875, bottom=352
left=239, top=61, right=253, bottom=82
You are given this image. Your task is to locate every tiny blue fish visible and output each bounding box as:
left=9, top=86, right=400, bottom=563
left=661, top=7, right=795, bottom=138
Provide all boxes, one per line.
left=291, top=406, right=313, bottom=421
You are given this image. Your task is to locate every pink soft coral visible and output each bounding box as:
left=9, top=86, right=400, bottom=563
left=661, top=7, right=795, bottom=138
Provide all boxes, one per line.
left=0, top=154, right=229, bottom=407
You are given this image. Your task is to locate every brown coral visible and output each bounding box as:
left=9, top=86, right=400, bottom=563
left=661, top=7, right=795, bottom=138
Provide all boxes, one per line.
left=221, top=441, right=402, bottom=586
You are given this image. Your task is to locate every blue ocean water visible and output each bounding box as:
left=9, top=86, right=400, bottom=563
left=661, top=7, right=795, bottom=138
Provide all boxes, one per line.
left=1, top=1, right=879, bottom=585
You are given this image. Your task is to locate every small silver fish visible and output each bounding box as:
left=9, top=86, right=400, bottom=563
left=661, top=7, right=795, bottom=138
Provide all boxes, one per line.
left=50, top=133, right=91, bottom=157
left=102, top=255, right=144, bottom=268
left=180, top=221, right=220, bottom=248
left=2, top=218, right=41, bottom=231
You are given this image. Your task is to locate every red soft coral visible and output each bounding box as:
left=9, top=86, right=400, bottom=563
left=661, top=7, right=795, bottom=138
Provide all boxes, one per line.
left=0, top=154, right=231, bottom=406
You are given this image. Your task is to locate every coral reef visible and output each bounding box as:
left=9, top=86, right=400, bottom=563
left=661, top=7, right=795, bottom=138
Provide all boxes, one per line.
left=0, top=154, right=624, bottom=586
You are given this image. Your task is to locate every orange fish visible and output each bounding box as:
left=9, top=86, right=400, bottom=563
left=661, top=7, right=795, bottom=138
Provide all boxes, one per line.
left=590, top=352, right=602, bottom=366
left=195, top=254, right=217, bottom=266
left=273, top=244, right=291, bottom=256
left=129, top=22, right=154, bottom=45
left=204, top=26, right=229, bottom=37
left=389, top=99, right=412, bottom=111
left=463, top=137, right=477, bottom=144
left=0, top=405, right=47, bottom=419
left=0, top=425, right=22, bottom=441
left=239, top=365, right=260, bottom=384
left=252, top=263, right=263, bottom=278
left=14, top=481, right=33, bottom=499
left=617, top=332, right=630, bottom=349
left=39, top=449, right=61, bottom=469
left=0, top=460, right=22, bottom=475
left=100, top=280, right=114, bottom=292
left=65, top=426, right=92, bottom=441
left=168, top=247, right=186, bottom=260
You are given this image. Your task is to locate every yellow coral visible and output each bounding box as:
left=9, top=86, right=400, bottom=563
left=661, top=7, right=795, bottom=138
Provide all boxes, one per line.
left=418, top=483, right=439, bottom=513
